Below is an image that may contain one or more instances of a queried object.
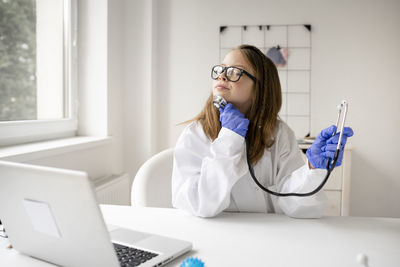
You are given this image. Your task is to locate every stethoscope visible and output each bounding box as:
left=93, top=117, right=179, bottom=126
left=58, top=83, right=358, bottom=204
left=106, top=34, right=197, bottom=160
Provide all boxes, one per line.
left=213, top=95, right=349, bottom=197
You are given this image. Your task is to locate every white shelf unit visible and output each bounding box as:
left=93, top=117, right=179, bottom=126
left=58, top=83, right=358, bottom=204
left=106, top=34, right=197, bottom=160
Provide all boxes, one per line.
left=299, top=144, right=352, bottom=216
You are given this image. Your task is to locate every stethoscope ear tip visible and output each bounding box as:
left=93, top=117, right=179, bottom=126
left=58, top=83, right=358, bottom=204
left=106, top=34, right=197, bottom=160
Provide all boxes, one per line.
left=337, top=100, right=348, bottom=110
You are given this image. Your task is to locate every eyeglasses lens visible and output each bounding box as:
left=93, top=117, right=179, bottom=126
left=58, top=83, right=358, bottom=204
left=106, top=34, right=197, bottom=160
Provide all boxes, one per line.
left=227, top=67, right=241, bottom=82
left=212, top=66, right=223, bottom=79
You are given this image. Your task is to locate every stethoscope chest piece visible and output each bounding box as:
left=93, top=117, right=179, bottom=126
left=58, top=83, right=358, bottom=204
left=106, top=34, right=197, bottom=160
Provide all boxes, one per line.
left=213, top=95, right=227, bottom=109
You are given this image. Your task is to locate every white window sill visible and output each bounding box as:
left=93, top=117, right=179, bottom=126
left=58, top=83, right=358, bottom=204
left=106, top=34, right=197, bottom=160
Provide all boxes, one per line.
left=0, top=136, right=112, bottom=162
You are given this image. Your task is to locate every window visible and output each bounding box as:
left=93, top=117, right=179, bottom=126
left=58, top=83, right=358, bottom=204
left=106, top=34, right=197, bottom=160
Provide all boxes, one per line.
left=0, top=0, right=77, bottom=146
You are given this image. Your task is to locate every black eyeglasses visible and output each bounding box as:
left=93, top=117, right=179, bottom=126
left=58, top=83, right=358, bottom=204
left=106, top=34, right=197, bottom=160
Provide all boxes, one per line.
left=211, top=65, right=257, bottom=83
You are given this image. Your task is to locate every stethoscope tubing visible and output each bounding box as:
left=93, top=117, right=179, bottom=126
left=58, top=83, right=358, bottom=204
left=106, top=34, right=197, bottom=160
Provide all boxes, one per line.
left=213, top=95, right=348, bottom=197
left=247, top=101, right=347, bottom=197
left=246, top=138, right=340, bottom=197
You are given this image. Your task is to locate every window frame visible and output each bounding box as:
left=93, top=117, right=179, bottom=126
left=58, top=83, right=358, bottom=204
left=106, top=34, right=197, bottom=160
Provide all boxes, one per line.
left=0, top=0, right=78, bottom=147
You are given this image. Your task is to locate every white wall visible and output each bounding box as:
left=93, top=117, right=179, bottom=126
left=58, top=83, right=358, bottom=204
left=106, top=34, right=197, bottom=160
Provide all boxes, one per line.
left=119, top=0, right=157, bottom=183
left=139, top=0, right=399, bottom=217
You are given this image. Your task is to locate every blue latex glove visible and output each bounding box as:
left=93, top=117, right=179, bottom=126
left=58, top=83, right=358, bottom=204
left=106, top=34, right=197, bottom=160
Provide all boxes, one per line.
left=306, top=125, right=354, bottom=169
left=219, top=103, right=249, bottom=138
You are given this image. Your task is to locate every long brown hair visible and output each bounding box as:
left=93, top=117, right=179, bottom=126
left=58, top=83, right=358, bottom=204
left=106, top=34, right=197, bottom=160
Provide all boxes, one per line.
left=188, top=44, right=282, bottom=165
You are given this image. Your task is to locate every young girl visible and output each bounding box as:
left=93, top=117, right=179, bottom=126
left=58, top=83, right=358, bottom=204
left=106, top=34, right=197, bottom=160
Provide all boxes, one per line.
left=172, top=44, right=353, bottom=218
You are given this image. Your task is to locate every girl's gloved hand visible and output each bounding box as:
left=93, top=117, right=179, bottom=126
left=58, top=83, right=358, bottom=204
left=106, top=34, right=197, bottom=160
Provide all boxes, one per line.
left=306, top=125, right=354, bottom=169
left=219, top=103, right=249, bottom=138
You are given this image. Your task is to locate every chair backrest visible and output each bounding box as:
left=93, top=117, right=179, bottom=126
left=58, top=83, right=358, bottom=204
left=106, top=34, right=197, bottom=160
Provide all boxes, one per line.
left=131, top=148, right=174, bottom=208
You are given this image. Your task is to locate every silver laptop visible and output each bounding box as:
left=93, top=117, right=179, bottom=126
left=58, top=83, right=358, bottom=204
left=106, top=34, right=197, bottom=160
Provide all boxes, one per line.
left=0, top=160, right=192, bottom=267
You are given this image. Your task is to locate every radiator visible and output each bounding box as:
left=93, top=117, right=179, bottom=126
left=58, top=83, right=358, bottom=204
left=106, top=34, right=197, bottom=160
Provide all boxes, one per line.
left=94, top=173, right=131, bottom=205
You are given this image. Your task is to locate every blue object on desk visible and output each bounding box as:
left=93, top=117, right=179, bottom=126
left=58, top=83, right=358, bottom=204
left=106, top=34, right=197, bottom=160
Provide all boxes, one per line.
left=180, top=257, right=205, bottom=267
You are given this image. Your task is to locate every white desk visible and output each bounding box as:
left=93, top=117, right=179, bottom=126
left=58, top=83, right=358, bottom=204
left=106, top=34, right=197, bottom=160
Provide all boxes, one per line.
left=1, top=205, right=399, bottom=267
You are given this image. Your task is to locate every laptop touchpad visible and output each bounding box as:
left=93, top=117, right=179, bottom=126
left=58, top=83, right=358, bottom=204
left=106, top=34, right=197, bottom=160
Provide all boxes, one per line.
left=109, top=228, right=151, bottom=244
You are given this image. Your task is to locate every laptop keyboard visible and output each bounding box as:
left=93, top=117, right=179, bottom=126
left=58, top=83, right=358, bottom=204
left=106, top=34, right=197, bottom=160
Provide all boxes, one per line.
left=113, top=243, right=159, bottom=267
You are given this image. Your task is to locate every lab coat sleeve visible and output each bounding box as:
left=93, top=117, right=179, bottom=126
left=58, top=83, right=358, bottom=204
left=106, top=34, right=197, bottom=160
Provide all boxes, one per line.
left=273, top=124, right=328, bottom=218
left=172, top=123, right=248, bottom=218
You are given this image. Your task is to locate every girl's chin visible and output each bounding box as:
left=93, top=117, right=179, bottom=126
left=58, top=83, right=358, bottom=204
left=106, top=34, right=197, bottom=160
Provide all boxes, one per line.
left=213, top=90, right=229, bottom=98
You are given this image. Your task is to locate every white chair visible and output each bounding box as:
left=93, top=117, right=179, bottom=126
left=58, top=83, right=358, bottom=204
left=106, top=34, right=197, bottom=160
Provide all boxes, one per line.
left=131, top=148, right=174, bottom=208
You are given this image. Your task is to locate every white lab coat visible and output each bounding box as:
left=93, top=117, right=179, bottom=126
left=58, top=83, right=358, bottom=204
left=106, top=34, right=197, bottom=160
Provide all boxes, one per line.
left=171, top=120, right=327, bottom=218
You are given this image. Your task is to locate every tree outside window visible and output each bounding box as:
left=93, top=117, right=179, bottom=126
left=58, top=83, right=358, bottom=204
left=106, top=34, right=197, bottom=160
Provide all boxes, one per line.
left=0, top=0, right=37, bottom=121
